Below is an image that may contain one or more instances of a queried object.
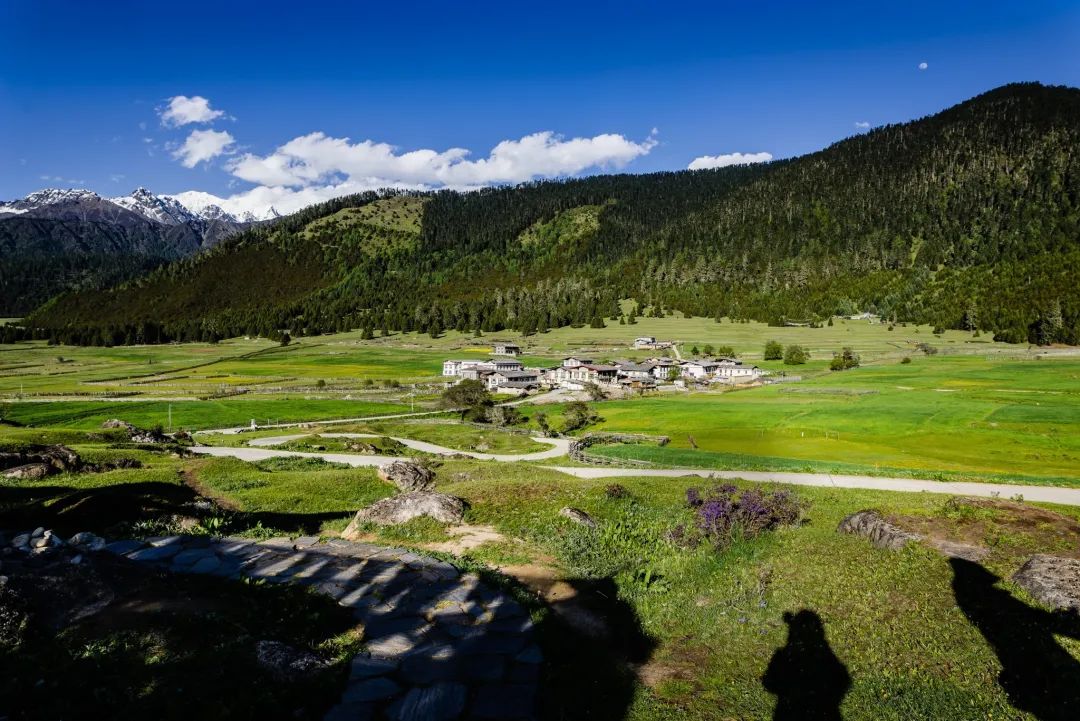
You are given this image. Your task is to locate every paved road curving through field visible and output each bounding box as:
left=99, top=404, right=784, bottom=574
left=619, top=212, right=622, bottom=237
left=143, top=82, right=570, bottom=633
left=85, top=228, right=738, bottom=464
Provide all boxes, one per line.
left=190, top=442, right=1080, bottom=506
left=544, top=467, right=1080, bottom=506
left=191, top=433, right=570, bottom=465
left=243, top=432, right=571, bottom=462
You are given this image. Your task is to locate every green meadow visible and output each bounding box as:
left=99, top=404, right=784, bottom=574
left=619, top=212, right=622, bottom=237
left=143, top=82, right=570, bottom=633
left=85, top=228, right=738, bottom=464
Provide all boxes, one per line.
left=0, top=398, right=411, bottom=432
left=528, top=354, right=1080, bottom=483
left=1, top=317, right=1077, bottom=483
left=5, top=448, right=1079, bottom=720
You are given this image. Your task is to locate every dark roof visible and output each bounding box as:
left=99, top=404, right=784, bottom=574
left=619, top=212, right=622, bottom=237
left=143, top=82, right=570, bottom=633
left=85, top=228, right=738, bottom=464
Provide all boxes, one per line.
left=497, top=370, right=538, bottom=379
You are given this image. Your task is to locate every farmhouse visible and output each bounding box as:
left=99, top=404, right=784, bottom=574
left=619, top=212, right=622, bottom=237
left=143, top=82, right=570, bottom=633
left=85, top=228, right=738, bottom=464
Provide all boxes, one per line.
left=711, top=358, right=764, bottom=383
left=486, top=369, right=540, bottom=390
left=616, top=361, right=657, bottom=380
left=492, top=341, right=522, bottom=357
left=443, top=358, right=523, bottom=380
left=550, top=363, right=618, bottom=389
left=649, top=357, right=680, bottom=380
left=562, top=356, right=594, bottom=368
left=633, top=336, right=673, bottom=350
left=680, top=358, right=721, bottom=379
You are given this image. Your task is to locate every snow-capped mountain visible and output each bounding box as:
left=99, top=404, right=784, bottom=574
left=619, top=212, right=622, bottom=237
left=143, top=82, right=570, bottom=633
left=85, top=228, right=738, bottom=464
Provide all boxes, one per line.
left=0, top=188, right=104, bottom=215
left=164, top=190, right=282, bottom=223
left=0, top=186, right=281, bottom=313
left=111, top=187, right=202, bottom=226
left=0, top=185, right=282, bottom=227
left=0, top=186, right=276, bottom=239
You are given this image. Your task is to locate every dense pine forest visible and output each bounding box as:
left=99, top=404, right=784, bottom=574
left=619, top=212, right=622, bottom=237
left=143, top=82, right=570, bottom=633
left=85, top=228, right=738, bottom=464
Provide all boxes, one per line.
left=11, top=82, right=1080, bottom=346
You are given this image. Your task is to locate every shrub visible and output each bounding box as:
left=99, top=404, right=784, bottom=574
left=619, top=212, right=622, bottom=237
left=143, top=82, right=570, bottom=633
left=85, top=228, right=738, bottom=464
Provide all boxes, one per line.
left=763, top=340, right=783, bottom=360
left=715, top=345, right=736, bottom=358
left=829, top=347, right=860, bottom=371
left=901, top=356, right=912, bottom=364
left=783, top=344, right=809, bottom=365
left=562, top=401, right=601, bottom=432
left=678, top=483, right=806, bottom=550
left=604, top=483, right=630, bottom=499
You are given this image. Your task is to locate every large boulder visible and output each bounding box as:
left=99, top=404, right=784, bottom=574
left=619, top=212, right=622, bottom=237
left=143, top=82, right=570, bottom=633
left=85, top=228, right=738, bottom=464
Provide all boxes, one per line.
left=342, top=492, right=465, bottom=535
left=377, top=460, right=436, bottom=492
left=0, top=445, right=81, bottom=477
left=837, top=510, right=923, bottom=550
left=2, top=463, right=52, bottom=481
left=1012, top=555, right=1080, bottom=611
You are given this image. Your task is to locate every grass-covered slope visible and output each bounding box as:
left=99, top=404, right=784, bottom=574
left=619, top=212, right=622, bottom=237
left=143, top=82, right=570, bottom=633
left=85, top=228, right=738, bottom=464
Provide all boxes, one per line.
left=19, top=82, right=1080, bottom=346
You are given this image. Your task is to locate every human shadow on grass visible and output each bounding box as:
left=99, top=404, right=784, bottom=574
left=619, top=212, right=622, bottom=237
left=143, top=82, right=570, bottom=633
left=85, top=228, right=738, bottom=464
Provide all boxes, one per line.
left=0, top=482, right=349, bottom=537
left=761, top=609, right=850, bottom=721
left=533, top=576, right=658, bottom=720
left=950, top=558, right=1080, bottom=721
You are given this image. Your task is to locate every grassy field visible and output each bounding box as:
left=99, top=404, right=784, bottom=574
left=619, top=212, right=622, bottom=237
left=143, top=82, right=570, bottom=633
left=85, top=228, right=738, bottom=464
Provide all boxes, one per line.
left=0, top=314, right=1046, bottom=401
left=525, top=354, right=1080, bottom=484
left=4, top=446, right=1078, bottom=720
left=0, top=398, right=411, bottom=432
left=2, top=316, right=1077, bottom=483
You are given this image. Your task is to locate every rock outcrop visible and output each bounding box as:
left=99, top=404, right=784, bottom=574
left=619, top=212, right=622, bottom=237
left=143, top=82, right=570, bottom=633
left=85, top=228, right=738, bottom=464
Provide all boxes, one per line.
left=837, top=510, right=922, bottom=550
left=1012, top=554, right=1080, bottom=611
left=558, top=507, right=598, bottom=529
left=1, top=445, right=82, bottom=479
left=343, top=492, right=465, bottom=534
left=377, top=460, right=436, bottom=492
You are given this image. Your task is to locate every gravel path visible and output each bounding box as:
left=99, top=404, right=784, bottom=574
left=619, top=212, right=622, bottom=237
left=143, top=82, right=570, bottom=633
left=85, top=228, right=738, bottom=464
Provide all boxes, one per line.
left=243, top=433, right=570, bottom=462
left=545, top=467, right=1080, bottom=506
left=192, top=435, right=1080, bottom=506
left=103, top=534, right=540, bottom=720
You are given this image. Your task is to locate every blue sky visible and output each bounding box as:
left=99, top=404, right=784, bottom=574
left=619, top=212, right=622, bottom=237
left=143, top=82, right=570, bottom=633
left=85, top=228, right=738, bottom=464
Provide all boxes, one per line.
left=2, top=1, right=1078, bottom=214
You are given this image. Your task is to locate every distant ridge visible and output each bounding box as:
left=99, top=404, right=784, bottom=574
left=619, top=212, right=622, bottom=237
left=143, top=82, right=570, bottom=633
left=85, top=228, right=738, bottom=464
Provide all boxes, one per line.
left=0, top=187, right=271, bottom=313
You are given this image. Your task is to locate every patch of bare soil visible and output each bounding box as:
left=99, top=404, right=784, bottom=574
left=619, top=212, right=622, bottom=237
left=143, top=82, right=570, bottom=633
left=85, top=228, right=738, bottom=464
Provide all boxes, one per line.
left=424, top=524, right=506, bottom=554
left=892, top=496, right=1080, bottom=561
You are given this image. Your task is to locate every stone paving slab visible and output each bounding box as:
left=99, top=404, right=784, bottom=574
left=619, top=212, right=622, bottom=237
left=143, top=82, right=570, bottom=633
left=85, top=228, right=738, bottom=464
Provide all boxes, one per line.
left=100, top=533, right=540, bottom=720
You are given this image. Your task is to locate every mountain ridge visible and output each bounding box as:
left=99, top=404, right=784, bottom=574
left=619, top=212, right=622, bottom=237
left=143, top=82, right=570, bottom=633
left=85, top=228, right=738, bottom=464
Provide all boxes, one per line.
left=0, top=187, right=272, bottom=313
left=11, top=82, right=1080, bottom=346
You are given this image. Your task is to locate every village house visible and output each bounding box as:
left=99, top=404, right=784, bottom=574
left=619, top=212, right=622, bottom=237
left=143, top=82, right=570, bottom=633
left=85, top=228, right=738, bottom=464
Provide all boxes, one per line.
left=648, top=357, right=680, bottom=380
left=444, top=358, right=523, bottom=381
left=492, top=341, right=522, bottom=357
left=551, top=363, right=618, bottom=389
left=680, top=358, right=722, bottom=379
left=486, top=368, right=540, bottom=390
left=561, top=356, right=594, bottom=368
left=633, top=336, right=673, bottom=350
left=711, top=358, right=765, bottom=383
left=616, top=361, right=657, bottom=381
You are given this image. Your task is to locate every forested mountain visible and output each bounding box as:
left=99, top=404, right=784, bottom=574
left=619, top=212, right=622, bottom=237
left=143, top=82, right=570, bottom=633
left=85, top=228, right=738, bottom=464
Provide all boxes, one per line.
left=14, top=83, right=1080, bottom=346
left=0, top=188, right=262, bottom=314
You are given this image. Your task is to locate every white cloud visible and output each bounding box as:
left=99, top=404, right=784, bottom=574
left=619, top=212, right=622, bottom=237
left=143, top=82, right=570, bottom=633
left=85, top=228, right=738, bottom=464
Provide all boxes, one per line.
left=109, top=174, right=126, bottom=183
left=38, top=174, right=86, bottom=185
left=854, top=121, right=871, bottom=129
left=226, top=129, right=658, bottom=189
left=172, top=129, right=236, bottom=168
left=169, top=128, right=657, bottom=218
left=918, top=62, right=929, bottom=70
left=159, top=95, right=226, bottom=127
left=687, top=151, right=772, bottom=171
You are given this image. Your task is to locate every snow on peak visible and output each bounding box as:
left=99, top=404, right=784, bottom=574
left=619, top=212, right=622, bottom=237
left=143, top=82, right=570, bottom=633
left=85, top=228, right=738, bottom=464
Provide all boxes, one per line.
left=0, top=188, right=102, bottom=215
left=112, top=188, right=199, bottom=226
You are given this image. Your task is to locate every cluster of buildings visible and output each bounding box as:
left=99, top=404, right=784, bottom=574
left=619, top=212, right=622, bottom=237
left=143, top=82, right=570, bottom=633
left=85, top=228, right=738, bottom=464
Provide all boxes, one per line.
left=443, top=346, right=764, bottom=394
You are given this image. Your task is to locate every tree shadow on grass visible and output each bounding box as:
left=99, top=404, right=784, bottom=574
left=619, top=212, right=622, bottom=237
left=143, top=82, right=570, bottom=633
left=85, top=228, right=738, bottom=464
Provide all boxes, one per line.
left=950, top=558, right=1080, bottom=721
left=761, top=609, right=850, bottom=721
left=0, top=482, right=350, bottom=537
